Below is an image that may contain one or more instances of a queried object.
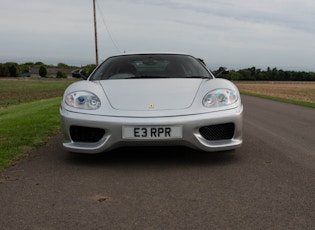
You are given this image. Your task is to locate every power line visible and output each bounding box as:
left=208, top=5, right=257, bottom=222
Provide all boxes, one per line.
left=95, top=0, right=122, bottom=53
left=93, top=0, right=99, bottom=65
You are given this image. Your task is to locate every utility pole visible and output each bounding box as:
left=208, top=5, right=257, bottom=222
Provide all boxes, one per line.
left=93, top=0, right=99, bottom=65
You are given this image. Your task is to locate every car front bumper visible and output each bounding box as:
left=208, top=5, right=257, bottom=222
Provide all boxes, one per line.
left=60, top=105, right=243, bottom=154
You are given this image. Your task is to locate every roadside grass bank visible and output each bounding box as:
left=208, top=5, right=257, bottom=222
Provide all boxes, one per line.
left=0, top=78, right=76, bottom=172
left=0, top=98, right=62, bottom=171
left=235, top=82, right=315, bottom=108
left=240, top=91, right=315, bottom=108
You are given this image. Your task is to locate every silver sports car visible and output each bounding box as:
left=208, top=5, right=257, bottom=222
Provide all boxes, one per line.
left=60, top=53, right=243, bottom=153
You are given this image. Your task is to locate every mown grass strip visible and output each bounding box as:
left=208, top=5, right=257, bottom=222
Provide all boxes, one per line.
left=240, top=91, right=315, bottom=108
left=0, top=97, right=62, bottom=171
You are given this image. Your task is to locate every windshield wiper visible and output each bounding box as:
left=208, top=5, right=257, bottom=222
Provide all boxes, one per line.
left=125, top=76, right=166, bottom=79
left=124, top=75, right=210, bottom=79
left=185, top=76, right=209, bottom=79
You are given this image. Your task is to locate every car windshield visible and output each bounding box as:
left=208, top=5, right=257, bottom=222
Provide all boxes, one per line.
left=89, top=54, right=213, bottom=80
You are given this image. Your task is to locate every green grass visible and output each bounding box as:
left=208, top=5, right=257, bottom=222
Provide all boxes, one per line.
left=0, top=78, right=75, bottom=172
left=240, top=91, right=315, bottom=108
left=0, top=78, right=76, bottom=108
left=0, top=98, right=62, bottom=170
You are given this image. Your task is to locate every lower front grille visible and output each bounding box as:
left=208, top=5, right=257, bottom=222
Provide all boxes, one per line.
left=70, top=126, right=105, bottom=142
left=199, top=123, right=235, bottom=141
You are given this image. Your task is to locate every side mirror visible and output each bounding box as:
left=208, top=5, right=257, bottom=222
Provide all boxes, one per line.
left=215, top=67, right=230, bottom=77
left=78, top=69, right=88, bottom=80
left=71, top=69, right=87, bottom=80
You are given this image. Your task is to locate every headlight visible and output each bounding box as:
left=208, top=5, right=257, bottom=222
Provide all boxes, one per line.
left=65, top=91, right=101, bottom=110
left=203, top=89, right=238, bottom=108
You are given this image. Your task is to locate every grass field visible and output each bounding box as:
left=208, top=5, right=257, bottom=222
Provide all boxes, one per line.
left=0, top=98, right=62, bottom=170
left=0, top=78, right=314, bottom=171
left=0, top=78, right=77, bottom=108
left=236, top=81, right=315, bottom=108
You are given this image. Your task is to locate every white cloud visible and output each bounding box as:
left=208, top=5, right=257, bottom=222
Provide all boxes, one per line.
left=1, top=0, right=314, bottom=70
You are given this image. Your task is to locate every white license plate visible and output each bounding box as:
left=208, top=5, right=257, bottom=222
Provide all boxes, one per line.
left=123, top=126, right=182, bottom=139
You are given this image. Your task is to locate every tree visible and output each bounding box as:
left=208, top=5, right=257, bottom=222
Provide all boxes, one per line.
left=0, top=63, right=10, bottom=77
left=39, top=65, right=47, bottom=77
left=81, top=64, right=97, bottom=76
left=6, top=62, right=20, bottom=77
left=57, top=63, right=69, bottom=68
left=56, top=70, right=67, bottom=78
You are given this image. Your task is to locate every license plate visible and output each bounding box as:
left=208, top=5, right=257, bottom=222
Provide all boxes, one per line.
left=123, top=126, right=182, bottom=139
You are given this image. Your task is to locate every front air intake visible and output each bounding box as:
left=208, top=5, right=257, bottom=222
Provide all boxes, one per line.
left=199, top=123, right=235, bottom=141
left=70, top=126, right=105, bottom=142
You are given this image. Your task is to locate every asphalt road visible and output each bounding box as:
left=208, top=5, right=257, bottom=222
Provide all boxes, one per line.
left=0, top=95, right=314, bottom=230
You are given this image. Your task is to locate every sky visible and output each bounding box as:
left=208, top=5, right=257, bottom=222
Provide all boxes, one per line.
left=1, top=0, right=315, bottom=71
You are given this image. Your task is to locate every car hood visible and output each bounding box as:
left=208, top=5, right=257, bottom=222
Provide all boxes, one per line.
left=99, top=79, right=202, bottom=111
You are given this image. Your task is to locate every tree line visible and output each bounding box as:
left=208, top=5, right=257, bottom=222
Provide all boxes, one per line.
left=216, top=66, right=315, bottom=81
left=0, top=62, right=314, bottom=81
left=0, top=62, right=96, bottom=78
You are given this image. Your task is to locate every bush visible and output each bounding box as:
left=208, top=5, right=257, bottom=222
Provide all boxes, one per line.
left=82, top=64, right=97, bottom=77
left=39, top=65, right=47, bottom=77
left=6, top=62, right=20, bottom=77
left=56, top=71, right=67, bottom=78
left=0, top=64, right=10, bottom=77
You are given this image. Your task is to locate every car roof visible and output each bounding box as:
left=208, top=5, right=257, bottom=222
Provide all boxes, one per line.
left=109, top=52, right=192, bottom=58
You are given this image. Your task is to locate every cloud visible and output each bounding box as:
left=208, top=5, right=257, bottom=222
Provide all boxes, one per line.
left=1, top=0, right=314, bottom=70
left=123, top=0, right=315, bottom=35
